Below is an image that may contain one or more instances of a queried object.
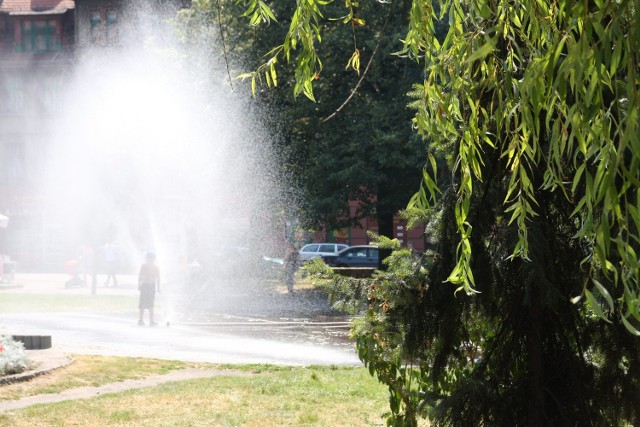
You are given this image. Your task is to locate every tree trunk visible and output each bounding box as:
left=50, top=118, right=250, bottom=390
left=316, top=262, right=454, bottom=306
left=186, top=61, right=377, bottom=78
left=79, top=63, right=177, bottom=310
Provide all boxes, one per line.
left=377, top=209, right=394, bottom=270
left=526, top=279, right=546, bottom=426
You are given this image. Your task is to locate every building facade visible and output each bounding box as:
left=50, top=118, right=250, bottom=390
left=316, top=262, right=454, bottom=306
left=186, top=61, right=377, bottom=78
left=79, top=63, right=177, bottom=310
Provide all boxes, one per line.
left=311, top=199, right=427, bottom=252
left=0, top=0, right=76, bottom=269
left=0, top=0, right=186, bottom=271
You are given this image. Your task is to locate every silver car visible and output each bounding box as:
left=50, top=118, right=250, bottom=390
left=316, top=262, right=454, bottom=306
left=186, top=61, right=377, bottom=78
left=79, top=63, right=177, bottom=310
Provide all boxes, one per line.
left=298, top=243, right=349, bottom=262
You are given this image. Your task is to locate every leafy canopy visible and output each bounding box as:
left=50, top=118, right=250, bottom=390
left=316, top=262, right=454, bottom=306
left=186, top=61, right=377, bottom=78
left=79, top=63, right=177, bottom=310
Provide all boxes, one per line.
left=238, top=0, right=639, bottom=332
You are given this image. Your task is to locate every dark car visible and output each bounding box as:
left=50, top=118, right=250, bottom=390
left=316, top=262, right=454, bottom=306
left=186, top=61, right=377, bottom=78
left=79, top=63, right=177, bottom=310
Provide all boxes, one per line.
left=322, top=245, right=379, bottom=268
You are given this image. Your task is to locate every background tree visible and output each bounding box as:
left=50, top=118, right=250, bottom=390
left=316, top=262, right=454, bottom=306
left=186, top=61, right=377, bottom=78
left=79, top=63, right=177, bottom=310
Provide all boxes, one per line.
left=283, top=0, right=426, bottom=245
left=179, top=0, right=428, bottom=251
left=181, top=0, right=640, bottom=425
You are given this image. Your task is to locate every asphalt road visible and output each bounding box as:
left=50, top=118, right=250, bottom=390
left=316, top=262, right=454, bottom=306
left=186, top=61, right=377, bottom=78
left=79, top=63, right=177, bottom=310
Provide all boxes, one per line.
left=0, top=274, right=361, bottom=366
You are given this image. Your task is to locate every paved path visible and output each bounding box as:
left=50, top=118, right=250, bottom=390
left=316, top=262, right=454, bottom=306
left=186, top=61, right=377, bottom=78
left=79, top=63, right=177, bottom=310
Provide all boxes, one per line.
left=0, top=362, right=248, bottom=412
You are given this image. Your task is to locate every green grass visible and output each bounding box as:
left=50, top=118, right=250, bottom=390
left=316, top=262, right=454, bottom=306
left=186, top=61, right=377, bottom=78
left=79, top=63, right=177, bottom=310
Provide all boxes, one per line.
left=0, top=355, right=192, bottom=401
left=0, top=294, right=139, bottom=313
left=0, top=280, right=397, bottom=425
left=0, top=357, right=392, bottom=427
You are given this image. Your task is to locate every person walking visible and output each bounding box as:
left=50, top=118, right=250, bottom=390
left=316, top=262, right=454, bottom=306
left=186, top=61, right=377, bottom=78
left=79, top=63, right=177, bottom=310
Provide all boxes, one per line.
left=138, top=252, right=160, bottom=326
left=283, top=245, right=299, bottom=293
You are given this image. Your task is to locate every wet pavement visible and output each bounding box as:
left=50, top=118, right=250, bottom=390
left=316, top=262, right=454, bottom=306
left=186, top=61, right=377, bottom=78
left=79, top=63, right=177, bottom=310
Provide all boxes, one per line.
left=0, top=274, right=361, bottom=366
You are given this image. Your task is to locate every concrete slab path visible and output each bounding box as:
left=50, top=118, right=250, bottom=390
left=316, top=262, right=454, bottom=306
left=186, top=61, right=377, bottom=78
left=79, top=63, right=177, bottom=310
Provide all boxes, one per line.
left=0, top=348, right=247, bottom=412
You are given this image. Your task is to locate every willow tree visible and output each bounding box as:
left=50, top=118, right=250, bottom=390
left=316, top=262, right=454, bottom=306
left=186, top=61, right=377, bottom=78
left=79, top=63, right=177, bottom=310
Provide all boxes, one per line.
left=221, top=0, right=640, bottom=424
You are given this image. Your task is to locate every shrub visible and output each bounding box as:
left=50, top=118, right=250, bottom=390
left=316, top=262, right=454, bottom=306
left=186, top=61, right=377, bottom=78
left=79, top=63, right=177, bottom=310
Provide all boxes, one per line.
left=0, top=335, right=28, bottom=376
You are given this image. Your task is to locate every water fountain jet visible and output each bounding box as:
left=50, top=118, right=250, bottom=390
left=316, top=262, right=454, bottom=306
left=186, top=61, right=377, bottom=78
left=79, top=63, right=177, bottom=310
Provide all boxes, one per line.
left=41, top=1, right=285, bottom=321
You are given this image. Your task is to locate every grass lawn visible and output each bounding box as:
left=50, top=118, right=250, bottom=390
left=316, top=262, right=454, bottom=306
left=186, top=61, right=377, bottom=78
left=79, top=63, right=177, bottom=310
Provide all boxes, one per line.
left=0, top=356, right=392, bottom=426
left=0, top=274, right=315, bottom=314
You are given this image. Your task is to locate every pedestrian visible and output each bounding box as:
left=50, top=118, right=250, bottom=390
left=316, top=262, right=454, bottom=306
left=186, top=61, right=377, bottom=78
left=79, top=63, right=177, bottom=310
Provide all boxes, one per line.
left=104, top=242, right=118, bottom=287
left=138, top=251, right=160, bottom=326
left=283, top=245, right=299, bottom=293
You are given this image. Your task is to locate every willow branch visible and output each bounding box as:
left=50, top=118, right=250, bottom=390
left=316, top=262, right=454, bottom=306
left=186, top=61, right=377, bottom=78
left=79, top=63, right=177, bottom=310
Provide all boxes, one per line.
left=216, top=0, right=234, bottom=90
left=321, top=3, right=393, bottom=123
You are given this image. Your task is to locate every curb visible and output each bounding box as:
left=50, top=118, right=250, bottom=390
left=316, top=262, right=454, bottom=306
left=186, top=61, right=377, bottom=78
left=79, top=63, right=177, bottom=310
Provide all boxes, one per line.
left=0, top=349, right=75, bottom=386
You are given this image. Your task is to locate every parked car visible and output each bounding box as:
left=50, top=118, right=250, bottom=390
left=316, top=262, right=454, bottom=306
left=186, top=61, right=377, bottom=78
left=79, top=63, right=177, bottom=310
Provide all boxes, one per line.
left=322, top=245, right=379, bottom=268
left=298, top=243, right=349, bottom=262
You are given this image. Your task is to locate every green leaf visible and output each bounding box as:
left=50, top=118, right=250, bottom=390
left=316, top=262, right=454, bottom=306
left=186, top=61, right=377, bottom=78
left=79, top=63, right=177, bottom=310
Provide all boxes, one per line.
left=621, top=314, right=640, bottom=336
left=610, top=40, right=623, bottom=76
left=259, top=1, right=277, bottom=22
left=236, top=72, right=253, bottom=81
left=572, top=163, right=585, bottom=193
left=585, top=289, right=612, bottom=323
left=592, top=279, right=614, bottom=312
left=466, top=40, right=495, bottom=63
left=270, top=61, right=278, bottom=87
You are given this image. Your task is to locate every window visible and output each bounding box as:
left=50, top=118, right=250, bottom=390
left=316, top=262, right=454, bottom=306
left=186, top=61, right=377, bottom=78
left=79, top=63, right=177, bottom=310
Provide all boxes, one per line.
left=90, top=9, right=119, bottom=46
left=301, top=245, right=319, bottom=253
left=319, top=244, right=335, bottom=252
left=20, top=19, right=59, bottom=52
left=106, top=10, right=118, bottom=44
left=347, top=248, right=368, bottom=257
left=90, top=11, right=102, bottom=44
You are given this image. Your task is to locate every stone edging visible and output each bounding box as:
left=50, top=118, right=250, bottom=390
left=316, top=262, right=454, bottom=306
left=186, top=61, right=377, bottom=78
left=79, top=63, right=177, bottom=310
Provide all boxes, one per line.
left=0, top=353, right=75, bottom=386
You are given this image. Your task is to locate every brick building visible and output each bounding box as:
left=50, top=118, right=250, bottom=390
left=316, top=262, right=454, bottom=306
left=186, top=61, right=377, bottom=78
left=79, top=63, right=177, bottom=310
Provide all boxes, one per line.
left=0, top=0, right=76, bottom=270
left=311, top=199, right=427, bottom=252
left=0, top=0, right=186, bottom=271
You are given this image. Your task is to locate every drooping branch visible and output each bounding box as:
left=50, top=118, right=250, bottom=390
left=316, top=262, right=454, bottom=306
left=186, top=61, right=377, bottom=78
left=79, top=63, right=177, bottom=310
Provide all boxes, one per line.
left=321, top=3, right=393, bottom=123
left=216, top=0, right=234, bottom=89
